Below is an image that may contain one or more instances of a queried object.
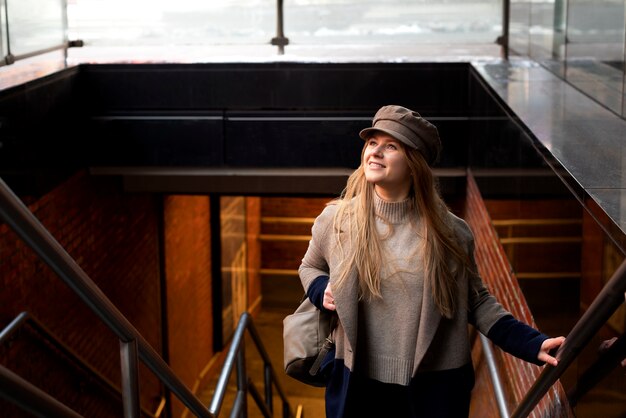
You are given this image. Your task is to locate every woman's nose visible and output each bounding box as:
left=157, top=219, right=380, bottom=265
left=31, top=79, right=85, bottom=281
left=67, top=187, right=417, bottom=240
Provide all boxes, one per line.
left=372, top=145, right=384, bottom=156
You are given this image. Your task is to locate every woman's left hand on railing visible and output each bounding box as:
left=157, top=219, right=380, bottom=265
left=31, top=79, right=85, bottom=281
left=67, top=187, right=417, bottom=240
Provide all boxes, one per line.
left=538, top=336, right=566, bottom=366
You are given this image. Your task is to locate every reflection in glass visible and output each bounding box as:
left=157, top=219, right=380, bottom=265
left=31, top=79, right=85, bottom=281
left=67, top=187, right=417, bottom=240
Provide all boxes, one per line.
left=509, top=0, right=530, bottom=56
left=528, top=1, right=554, bottom=59
left=7, top=0, right=64, bottom=56
left=68, top=0, right=273, bottom=46
left=69, top=0, right=503, bottom=47
left=566, top=0, right=625, bottom=115
left=284, top=0, right=502, bottom=45
left=0, top=0, right=6, bottom=58
left=529, top=0, right=565, bottom=77
left=220, top=196, right=248, bottom=344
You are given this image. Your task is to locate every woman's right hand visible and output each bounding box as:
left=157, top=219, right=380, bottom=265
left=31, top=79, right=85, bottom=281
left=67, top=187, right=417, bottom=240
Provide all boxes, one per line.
left=323, top=282, right=336, bottom=311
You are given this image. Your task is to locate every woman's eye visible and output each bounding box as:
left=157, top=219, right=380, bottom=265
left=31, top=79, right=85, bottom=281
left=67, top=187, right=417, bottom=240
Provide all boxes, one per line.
left=387, top=144, right=397, bottom=150
left=368, top=140, right=377, bottom=147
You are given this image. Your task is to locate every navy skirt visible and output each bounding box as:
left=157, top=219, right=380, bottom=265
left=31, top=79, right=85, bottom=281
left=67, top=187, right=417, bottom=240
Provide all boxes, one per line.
left=342, top=363, right=475, bottom=418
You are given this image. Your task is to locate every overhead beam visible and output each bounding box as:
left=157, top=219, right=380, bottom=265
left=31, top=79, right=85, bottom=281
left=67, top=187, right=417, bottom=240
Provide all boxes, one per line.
left=89, top=167, right=466, bottom=196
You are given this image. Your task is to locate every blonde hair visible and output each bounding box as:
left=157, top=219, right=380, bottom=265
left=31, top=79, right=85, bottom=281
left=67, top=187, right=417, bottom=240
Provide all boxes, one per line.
left=331, top=143, right=471, bottom=318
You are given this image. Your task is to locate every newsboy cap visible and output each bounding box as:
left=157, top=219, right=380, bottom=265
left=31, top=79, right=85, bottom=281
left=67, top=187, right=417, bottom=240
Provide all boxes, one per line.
left=359, top=105, right=442, bottom=165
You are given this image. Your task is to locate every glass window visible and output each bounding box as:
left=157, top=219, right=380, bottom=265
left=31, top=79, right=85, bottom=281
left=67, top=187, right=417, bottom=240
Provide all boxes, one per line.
left=284, top=0, right=503, bottom=45
left=220, top=196, right=248, bottom=345
left=566, top=0, right=625, bottom=115
left=509, top=0, right=530, bottom=56
left=0, top=0, right=6, bottom=59
left=7, top=0, right=65, bottom=56
left=68, top=0, right=274, bottom=46
left=68, top=0, right=503, bottom=47
left=529, top=0, right=566, bottom=77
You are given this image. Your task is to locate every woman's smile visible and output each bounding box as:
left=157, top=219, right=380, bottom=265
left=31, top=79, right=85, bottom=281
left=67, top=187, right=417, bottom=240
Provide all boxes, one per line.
left=363, top=133, right=411, bottom=201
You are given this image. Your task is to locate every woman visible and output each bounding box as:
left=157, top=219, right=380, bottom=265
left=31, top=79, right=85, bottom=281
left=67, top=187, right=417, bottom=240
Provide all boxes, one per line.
left=298, top=105, right=565, bottom=418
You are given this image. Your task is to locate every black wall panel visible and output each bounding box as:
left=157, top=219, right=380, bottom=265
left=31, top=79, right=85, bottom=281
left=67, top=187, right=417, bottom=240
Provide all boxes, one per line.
left=89, top=115, right=224, bottom=166
left=77, top=63, right=469, bottom=114
left=0, top=61, right=565, bottom=197
left=76, top=63, right=471, bottom=168
left=0, top=68, right=83, bottom=195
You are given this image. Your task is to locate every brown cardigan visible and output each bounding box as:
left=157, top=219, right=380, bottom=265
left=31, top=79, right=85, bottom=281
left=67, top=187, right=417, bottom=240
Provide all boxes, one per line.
left=298, top=203, right=511, bottom=377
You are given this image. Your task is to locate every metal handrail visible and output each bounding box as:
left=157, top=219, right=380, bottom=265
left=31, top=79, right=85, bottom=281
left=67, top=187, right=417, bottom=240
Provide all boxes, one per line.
left=0, top=42, right=68, bottom=67
left=209, top=312, right=294, bottom=418
left=479, top=334, right=510, bottom=418
left=0, top=312, right=165, bottom=418
left=510, top=257, right=626, bottom=418
left=0, top=177, right=210, bottom=417
left=0, top=364, right=83, bottom=418
left=0, top=176, right=298, bottom=418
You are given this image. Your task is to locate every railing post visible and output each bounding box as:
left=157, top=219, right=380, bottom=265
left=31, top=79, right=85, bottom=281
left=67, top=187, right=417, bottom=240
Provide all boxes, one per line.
left=480, top=334, right=510, bottom=418
left=120, top=339, right=140, bottom=418
left=500, top=0, right=510, bottom=60
left=270, top=0, right=289, bottom=55
left=264, top=364, right=273, bottom=414
left=0, top=177, right=211, bottom=417
left=236, top=341, right=247, bottom=417
left=1, top=0, right=14, bottom=65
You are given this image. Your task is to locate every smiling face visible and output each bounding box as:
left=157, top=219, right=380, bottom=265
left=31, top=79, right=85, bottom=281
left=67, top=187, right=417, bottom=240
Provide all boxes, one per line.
left=362, top=133, right=412, bottom=201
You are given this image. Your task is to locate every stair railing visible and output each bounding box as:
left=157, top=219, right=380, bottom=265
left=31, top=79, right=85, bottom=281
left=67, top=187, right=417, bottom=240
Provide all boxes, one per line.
left=510, top=257, right=626, bottom=418
left=0, top=176, right=296, bottom=417
left=0, top=177, right=209, bottom=417
left=479, top=333, right=510, bottom=418
left=465, top=170, right=626, bottom=418
left=0, top=363, right=84, bottom=418
left=0, top=311, right=165, bottom=417
left=210, top=312, right=294, bottom=418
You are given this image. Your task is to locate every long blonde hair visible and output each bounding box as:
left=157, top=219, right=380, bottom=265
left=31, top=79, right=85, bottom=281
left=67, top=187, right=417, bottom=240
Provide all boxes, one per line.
left=331, top=143, right=471, bottom=318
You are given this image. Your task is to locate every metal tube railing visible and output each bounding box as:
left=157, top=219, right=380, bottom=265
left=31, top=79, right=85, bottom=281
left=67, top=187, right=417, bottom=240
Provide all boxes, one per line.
left=209, top=316, right=248, bottom=416
left=248, top=380, right=272, bottom=418
left=1, top=0, right=11, bottom=65
left=245, top=313, right=292, bottom=409
left=0, top=43, right=68, bottom=67
left=0, top=311, right=163, bottom=418
left=236, top=342, right=248, bottom=417
left=0, top=311, right=29, bottom=344
left=501, top=0, right=510, bottom=59
left=479, top=334, right=510, bottom=418
left=510, top=257, right=626, bottom=418
left=0, top=364, right=83, bottom=418
left=270, top=0, right=289, bottom=55
left=0, top=175, right=298, bottom=418
left=0, top=177, right=211, bottom=418
left=120, top=339, right=141, bottom=418
left=209, top=312, right=295, bottom=418
left=264, top=365, right=273, bottom=414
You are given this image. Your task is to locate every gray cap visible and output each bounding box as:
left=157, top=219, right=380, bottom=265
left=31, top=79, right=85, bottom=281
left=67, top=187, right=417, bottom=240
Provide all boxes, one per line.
left=359, top=105, right=442, bottom=165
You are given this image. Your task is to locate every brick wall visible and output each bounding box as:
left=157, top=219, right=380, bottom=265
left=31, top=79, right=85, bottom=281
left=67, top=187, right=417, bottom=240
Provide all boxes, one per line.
left=464, top=173, right=573, bottom=418
left=0, top=170, right=162, bottom=416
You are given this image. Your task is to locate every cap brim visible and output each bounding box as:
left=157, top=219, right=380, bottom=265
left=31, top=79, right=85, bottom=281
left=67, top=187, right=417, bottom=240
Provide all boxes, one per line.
left=359, top=127, right=417, bottom=150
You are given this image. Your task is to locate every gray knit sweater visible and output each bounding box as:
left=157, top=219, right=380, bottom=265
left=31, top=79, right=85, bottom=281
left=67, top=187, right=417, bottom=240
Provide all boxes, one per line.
left=299, top=195, right=510, bottom=382
left=355, top=194, right=423, bottom=385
